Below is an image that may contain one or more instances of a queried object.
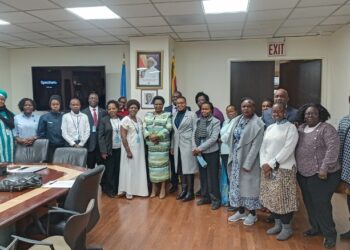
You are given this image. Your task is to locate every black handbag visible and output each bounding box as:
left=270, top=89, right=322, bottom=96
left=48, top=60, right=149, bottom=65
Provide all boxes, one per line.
left=0, top=173, right=42, bottom=192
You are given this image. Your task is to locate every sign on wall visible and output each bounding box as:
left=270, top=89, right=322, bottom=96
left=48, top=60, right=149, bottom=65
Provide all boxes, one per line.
left=268, top=41, right=286, bottom=57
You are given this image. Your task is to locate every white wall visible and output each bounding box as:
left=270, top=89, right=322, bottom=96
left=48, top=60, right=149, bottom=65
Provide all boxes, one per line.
left=329, top=24, right=350, bottom=125
left=0, top=48, right=11, bottom=104
left=8, top=45, right=129, bottom=112
left=3, top=34, right=342, bottom=124
left=175, top=36, right=330, bottom=117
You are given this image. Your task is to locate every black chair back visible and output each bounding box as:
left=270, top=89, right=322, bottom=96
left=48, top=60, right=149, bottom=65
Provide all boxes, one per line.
left=14, top=139, right=49, bottom=163
left=52, top=147, right=88, bottom=167
left=64, top=199, right=95, bottom=250
left=64, top=165, right=104, bottom=232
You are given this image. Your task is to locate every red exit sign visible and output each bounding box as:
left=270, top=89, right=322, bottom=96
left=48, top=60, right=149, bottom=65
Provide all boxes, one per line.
left=268, top=42, right=285, bottom=56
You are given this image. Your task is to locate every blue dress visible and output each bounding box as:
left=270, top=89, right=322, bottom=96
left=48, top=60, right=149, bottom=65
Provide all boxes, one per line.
left=229, top=117, right=261, bottom=210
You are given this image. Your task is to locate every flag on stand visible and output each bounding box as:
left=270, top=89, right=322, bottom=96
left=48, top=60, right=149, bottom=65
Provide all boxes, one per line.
left=120, top=53, right=127, bottom=97
left=171, top=56, right=177, bottom=96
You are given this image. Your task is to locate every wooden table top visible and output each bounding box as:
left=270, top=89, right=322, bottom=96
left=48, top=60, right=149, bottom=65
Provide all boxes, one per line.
left=0, top=164, right=85, bottom=227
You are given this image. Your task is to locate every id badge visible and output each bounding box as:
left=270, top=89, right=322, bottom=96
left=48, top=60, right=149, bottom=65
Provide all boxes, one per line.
left=136, top=135, right=141, bottom=144
left=114, top=135, right=120, bottom=144
left=92, top=125, right=96, bottom=133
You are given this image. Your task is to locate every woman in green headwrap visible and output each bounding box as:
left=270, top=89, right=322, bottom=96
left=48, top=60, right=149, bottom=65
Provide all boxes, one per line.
left=0, top=89, right=15, bottom=163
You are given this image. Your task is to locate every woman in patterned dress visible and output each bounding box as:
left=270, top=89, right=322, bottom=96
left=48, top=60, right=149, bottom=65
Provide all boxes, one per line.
left=338, top=114, right=350, bottom=239
left=259, top=103, right=299, bottom=241
left=222, top=97, right=264, bottom=226
left=143, top=96, right=172, bottom=199
left=0, top=89, right=14, bottom=163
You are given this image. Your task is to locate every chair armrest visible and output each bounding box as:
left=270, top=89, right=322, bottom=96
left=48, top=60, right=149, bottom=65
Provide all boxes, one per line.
left=10, top=235, right=54, bottom=250
left=48, top=208, right=80, bottom=216
left=47, top=208, right=80, bottom=235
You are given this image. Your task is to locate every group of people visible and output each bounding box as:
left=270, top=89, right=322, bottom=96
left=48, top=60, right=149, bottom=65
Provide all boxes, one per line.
left=0, top=87, right=350, bottom=249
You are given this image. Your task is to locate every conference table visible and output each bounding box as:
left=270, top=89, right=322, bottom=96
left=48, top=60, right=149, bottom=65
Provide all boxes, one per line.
left=0, top=164, right=85, bottom=228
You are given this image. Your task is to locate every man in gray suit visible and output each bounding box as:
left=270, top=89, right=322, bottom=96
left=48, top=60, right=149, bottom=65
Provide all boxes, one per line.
left=262, top=88, right=298, bottom=127
left=82, top=92, right=106, bottom=169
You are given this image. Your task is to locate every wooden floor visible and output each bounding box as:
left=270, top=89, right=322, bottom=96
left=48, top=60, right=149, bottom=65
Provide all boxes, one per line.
left=88, top=191, right=350, bottom=250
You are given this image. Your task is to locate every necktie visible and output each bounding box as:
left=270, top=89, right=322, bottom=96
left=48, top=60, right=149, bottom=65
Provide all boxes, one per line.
left=93, top=108, right=98, bottom=126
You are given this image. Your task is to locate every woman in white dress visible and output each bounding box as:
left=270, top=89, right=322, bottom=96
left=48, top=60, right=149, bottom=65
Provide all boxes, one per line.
left=118, top=99, right=149, bottom=199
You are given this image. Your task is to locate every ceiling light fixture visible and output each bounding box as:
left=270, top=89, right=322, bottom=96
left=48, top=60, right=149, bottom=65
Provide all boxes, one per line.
left=66, top=6, right=120, bottom=20
left=0, top=19, right=10, bottom=25
left=202, top=0, right=249, bottom=14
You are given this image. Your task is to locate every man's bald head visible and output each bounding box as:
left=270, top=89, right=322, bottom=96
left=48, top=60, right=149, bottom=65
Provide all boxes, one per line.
left=274, top=88, right=289, bottom=106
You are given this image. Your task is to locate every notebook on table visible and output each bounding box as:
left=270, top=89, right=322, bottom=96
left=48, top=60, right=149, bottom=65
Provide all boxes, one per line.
left=7, top=165, right=47, bottom=173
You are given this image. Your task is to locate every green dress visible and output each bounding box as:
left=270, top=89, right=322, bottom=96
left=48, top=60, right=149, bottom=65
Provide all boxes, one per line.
left=143, top=112, right=172, bottom=183
left=0, top=110, right=14, bottom=163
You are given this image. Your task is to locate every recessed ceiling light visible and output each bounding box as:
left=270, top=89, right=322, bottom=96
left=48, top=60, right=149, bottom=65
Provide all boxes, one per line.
left=202, top=0, right=249, bottom=14
left=66, top=6, right=120, bottom=20
left=0, top=19, right=10, bottom=25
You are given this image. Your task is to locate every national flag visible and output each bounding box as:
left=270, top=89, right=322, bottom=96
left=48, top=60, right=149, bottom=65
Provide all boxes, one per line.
left=120, top=53, right=126, bottom=97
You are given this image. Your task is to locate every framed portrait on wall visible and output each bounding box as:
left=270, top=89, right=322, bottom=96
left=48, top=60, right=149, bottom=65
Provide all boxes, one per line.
left=136, top=51, right=162, bottom=88
left=141, top=89, right=158, bottom=109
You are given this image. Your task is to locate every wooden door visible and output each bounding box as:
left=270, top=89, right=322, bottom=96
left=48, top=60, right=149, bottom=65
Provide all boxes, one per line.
left=279, top=60, right=321, bottom=109
left=230, top=61, right=275, bottom=116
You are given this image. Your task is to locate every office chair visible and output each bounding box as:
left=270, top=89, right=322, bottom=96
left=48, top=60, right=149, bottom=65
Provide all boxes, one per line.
left=29, top=165, right=104, bottom=249
left=14, top=139, right=49, bottom=163
left=1, top=199, right=95, bottom=250
left=52, top=147, right=88, bottom=168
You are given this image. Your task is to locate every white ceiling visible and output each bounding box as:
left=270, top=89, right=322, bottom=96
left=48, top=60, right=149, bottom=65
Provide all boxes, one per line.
left=0, top=0, right=349, bottom=48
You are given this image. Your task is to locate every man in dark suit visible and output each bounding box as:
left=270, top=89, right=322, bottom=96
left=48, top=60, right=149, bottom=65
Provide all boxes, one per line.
left=82, top=92, right=106, bottom=169
left=164, top=91, right=191, bottom=193
left=262, top=88, right=298, bottom=127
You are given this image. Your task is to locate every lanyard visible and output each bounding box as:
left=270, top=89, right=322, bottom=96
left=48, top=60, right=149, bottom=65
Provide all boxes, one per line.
left=131, top=118, right=139, bottom=135
left=70, top=114, right=80, bottom=137
left=110, top=118, right=120, bottom=133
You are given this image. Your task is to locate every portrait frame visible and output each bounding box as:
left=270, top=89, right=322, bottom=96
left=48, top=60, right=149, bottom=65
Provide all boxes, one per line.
left=141, top=89, right=158, bottom=109
left=136, top=51, right=162, bottom=89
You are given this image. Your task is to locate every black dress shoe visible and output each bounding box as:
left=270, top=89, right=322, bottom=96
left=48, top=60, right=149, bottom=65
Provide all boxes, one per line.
left=211, top=203, right=221, bottom=210
left=197, top=199, right=211, bottom=206
left=182, top=193, right=194, bottom=202
left=168, top=185, right=178, bottom=194
left=176, top=191, right=187, bottom=200
left=105, top=191, right=116, bottom=198
left=323, top=238, right=336, bottom=249
left=340, top=230, right=350, bottom=239
left=303, top=229, right=322, bottom=237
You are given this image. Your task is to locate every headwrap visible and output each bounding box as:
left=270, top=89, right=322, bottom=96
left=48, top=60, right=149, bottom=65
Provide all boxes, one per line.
left=0, top=89, right=8, bottom=99
left=0, top=89, right=14, bottom=129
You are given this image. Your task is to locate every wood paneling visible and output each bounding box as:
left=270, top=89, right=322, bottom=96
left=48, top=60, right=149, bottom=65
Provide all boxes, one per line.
left=230, top=61, right=275, bottom=116
left=280, top=60, right=322, bottom=109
